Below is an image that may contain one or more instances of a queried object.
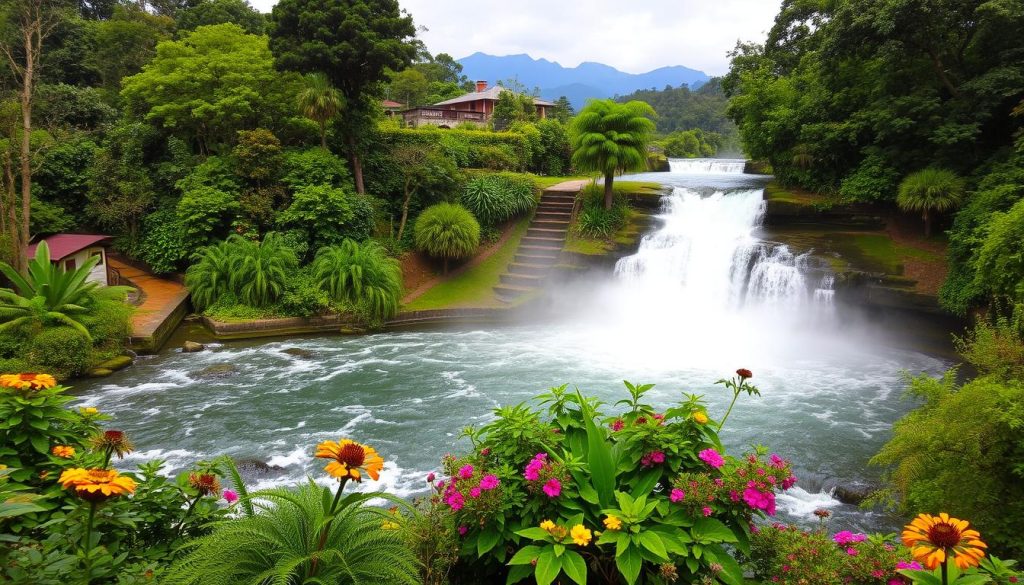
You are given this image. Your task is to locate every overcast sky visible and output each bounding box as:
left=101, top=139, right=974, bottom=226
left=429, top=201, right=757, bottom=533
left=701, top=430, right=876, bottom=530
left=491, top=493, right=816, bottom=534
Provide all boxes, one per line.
left=248, top=0, right=782, bottom=76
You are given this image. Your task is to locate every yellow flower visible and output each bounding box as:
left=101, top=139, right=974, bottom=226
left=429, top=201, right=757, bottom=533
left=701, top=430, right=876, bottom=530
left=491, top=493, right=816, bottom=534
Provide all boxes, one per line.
left=570, top=524, right=592, bottom=547
left=381, top=520, right=400, bottom=530
left=603, top=515, right=622, bottom=531
left=0, top=373, right=57, bottom=391
left=80, top=407, right=99, bottom=416
left=58, top=468, right=137, bottom=502
left=540, top=519, right=556, bottom=532
left=52, top=445, right=75, bottom=458
left=902, top=513, right=987, bottom=570
left=315, top=439, right=384, bottom=482
left=692, top=411, right=709, bottom=425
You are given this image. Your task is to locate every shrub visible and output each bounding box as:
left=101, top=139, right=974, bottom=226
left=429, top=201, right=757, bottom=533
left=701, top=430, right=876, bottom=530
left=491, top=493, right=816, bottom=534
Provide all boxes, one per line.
left=897, top=168, right=966, bottom=236
left=279, top=270, right=331, bottom=318
left=233, top=128, right=283, bottom=183
left=427, top=376, right=793, bottom=585
left=312, top=239, right=402, bottom=324
left=281, top=147, right=352, bottom=191
left=277, top=184, right=374, bottom=253
left=175, top=156, right=241, bottom=195
left=414, top=203, right=480, bottom=273
left=535, top=118, right=572, bottom=175
left=176, top=186, right=240, bottom=247
left=185, top=239, right=236, bottom=311
left=953, top=303, right=1024, bottom=380
left=473, top=144, right=519, bottom=170
left=460, top=174, right=536, bottom=226
left=576, top=183, right=627, bottom=238
left=185, top=233, right=297, bottom=311
left=838, top=152, right=900, bottom=203
left=973, top=198, right=1024, bottom=301
left=750, top=524, right=909, bottom=585
left=27, top=327, right=92, bottom=378
left=81, top=299, right=134, bottom=349
left=139, top=209, right=190, bottom=274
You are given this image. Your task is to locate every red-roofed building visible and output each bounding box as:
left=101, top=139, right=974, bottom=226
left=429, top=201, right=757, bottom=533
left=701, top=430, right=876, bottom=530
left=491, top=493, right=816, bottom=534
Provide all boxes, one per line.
left=402, top=81, right=555, bottom=129
left=26, top=234, right=113, bottom=285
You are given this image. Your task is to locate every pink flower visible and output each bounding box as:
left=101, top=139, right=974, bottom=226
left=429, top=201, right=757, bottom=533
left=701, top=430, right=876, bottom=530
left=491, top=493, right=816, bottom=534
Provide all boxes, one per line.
left=714, top=478, right=725, bottom=487
left=896, top=561, right=923, bottom=571
left=889, top=580, right=903, bottom=585
left=670, top=488, right=685, bottom=503
left=479, top=474, right=500, bottom=490
left=651, top=451, right=665, bottom=464
left=702, top=506, right=713, bottom=517
left=458, top=465, right=474, bottom=480
left=698, top=449, right=725, bottom=469
left=446, top=492, right=464, bottom=511
left=469, top=487, right=482, bottom=498
left=743, top=487, right=777, bottom=515
left=782, top=476, right=797, bottom=489
left=223, top=489, right=238, bottom=504
left=873, top=571, right=885, bottom=579
left=458, top=525, right=468, bottom=536
left=436, top=480, right=445, bottom=490
left=542, top=478, right=561, bottom=498
left=769, top=453, right=786, bottom=468
left=846, top=548, right=858, bottom=556
left=730, top=489, right=740, bottom=502
left=426, top=472, right=436, bottom=483
left=782, top=565, right=791, bottom=573
left=480, top=448, right=490, bottom=456
left=611, top=419, right=624, bottom=431
left=833, top=531, right=867, bottom=546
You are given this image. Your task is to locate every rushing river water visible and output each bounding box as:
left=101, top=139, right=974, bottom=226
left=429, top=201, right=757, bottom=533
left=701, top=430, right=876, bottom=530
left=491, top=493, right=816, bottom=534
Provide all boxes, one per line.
left=74, top=159, right=949, bottom=532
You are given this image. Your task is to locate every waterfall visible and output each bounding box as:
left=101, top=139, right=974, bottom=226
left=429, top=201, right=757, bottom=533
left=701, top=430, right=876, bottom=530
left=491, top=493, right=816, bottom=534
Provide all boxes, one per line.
left=614, top=186, right=832, bottom=317
left=668, top=158, right=748, bottom=174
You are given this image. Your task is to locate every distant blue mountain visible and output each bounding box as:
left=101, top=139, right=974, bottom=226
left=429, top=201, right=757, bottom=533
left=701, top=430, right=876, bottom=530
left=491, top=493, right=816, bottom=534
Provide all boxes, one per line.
left=457, top=53, right=710, bottom=110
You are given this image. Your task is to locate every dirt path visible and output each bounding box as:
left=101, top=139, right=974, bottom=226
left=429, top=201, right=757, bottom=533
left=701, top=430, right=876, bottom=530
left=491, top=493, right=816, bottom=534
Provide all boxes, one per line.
left=108, top=258, right=190, bottom=339
left=885, top=213, right=949, bottom=296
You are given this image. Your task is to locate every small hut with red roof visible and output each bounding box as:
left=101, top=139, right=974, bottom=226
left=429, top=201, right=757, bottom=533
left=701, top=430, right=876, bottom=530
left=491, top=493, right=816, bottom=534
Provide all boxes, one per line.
left=26, top=234, right=113, bottom=285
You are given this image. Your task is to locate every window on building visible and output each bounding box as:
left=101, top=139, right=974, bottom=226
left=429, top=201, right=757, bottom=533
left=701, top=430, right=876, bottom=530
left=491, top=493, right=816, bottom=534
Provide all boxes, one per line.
left=90, top=250, right=104, bottom=266
left=64, top=258, right=76, bottom=271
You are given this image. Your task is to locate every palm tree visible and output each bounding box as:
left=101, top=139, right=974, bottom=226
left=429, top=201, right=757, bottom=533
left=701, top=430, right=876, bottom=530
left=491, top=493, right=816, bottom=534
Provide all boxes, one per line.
left=570, top=99, right=656, bottom=209
left=164, top=482, right=419, bottom=585
left=230, top=233, right=297, bottom=308
left=297, top=73, right=344, bottom=150
left=313, top=239, right=403, bottom=323
left=414, top=203, right=480, bottom=275
left=184, top=239, right=236, bottom=311
left=0, top=241, right=130, bottom=339
left=897, top=168, right=966, bottom=237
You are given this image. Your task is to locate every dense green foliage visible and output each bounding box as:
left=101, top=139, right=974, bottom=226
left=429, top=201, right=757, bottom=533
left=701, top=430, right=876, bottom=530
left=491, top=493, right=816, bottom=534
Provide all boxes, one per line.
left=896, top=168, right=966, bottom=236
left=617, top=78, right=735, bottom=137
left=460, top=174, right=536, bottom=227
left=312, top=239, right=403, bottom=323
left=575, top=183, right=628, bottom=238
left=185, top=233, right=298, bottom=311
left=414, top=203, right=480, bottom=273
left=725, top=0, right=1024, bottom=312
left=871, top=307, right=1024, bottom=558
left=659, top=128, right=723, bottom=158
left=570, top=100, right=656, bottom=209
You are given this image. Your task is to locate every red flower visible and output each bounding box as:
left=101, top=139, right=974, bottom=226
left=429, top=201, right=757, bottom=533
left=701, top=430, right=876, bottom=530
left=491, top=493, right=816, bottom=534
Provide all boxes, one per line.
left=736, top=368, right=753, bottom=379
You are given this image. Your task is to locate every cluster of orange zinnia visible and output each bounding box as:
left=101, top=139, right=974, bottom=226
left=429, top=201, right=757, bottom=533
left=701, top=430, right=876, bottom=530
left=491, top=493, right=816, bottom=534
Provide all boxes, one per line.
left=58, top=468, right=137, bottom=502
left=0, top=373, right=57, bottom=391
left=902, top=512, right=987, bottom=570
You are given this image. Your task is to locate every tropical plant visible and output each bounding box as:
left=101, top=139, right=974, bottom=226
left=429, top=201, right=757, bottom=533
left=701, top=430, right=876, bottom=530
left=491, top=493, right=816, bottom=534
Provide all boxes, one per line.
left=460, top=174, right=536, bottom=227
left=414, top=203, right=480, bottom=274
left=575, top=183, right=627, bottom=238
left=0, top=242, right=131, bottom=340
left=312, top=239, right=403, bottom=323
left=297, top=73, right=344, bottom=149
left=184, top=239, right=236, bottom=311
left=570, top=99, right=656, bottom=209
left=176, top=185, right=240, bottom=247
left=897, top=168, right=966, bottom=236
left=277, top=184, right=373, bottom=253
left=230, top=233, right=298, bottom=308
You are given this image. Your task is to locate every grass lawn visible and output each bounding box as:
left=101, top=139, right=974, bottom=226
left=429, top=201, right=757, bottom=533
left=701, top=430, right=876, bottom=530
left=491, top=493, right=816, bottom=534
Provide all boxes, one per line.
left=616, top=181, right=665, bottom=198
left=764, top=181, right=825, bottom=205
left=404, top=218, right=530, bottom=311
left=564, top=209, right=647, bottom=256
left=832, top=232, right=942, bottom=274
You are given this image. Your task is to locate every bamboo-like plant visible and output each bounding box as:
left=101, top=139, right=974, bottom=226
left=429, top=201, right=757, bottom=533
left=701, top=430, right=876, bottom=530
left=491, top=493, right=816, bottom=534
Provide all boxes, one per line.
left=312, top=239, right=403, bottom=322
left=185, top=233, right=297, bottom=310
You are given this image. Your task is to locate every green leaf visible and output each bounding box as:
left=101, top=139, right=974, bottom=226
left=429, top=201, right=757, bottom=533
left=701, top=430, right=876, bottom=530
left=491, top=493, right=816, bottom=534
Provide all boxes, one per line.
left=616, top=545, right=643, bottom=585
left=705, top=544, right=745, bottom=585
left=516, top=527, right=552, bottom=541
left=898, top=569, right=943, bottom=585
left=506, top=564, right=534, bottom=585
left=508, top=545, right=542, bottom=565
left=631, top=468, right=661, bottom=496
left=29, top=434, right=49, bottom=455
left=579, top=389, right=615, bottom=507
left=637, top=531, right=668, bottom=561
left=577, top=479, right=600, bottom=505
left=561, top=550, right=587, bottom=585
left=535, top=548, right=563, bottom=585
left=478, top=528, right=501, bottom=557
left=691, top=517, right=738, bottom=543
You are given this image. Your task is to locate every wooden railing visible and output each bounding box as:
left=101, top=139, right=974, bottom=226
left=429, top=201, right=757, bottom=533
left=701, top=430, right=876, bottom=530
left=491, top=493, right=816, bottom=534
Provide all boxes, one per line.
left=404, top=108, right=487, bottom=122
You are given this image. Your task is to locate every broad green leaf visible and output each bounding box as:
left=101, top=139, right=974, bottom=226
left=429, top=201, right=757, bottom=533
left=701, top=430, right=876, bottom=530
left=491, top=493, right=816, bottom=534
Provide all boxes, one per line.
left=561, top=550, right=587, bottom=585
left=29, top=434, right=49, bottom=455
left=616, top=545, right=643, bottom=585
left=631, top=468, right=661, bottom=497
left=706, top=544, right=745, bottom=585
left=637, top=531, right=668, bottom=561
left=535, top=548, right=563, bottom=585
left=506, top=564, right=534, bottom=585
left=508, top=545, right=542, bottom=565
left=576, top=479, right=600, bottom=505
left=691, top=517, right=738, bottom=543
left=579, top=389, right=615, bottom=507
left=897, top=570, right=942, bottom=585
left=478, top=528, right=501, bottom=557
left=516, top=527, right=552, bottom=541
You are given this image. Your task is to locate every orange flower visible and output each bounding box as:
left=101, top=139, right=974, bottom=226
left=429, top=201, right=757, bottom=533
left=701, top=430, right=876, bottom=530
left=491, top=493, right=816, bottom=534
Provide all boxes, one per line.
left=52, top=445, right=75, bottom=458
left=692, top=411, right=709, bottom=425
left=0, top=373, right=57, bottom=390
left=902, top=513, right=987, bottom=570
left=315, top=439, right=384, bottom=482
left=188, top=472, right=221, bottom=497
left=58, top=468, right=137, bottom=502
left=92, top=430, right=133, bottom=459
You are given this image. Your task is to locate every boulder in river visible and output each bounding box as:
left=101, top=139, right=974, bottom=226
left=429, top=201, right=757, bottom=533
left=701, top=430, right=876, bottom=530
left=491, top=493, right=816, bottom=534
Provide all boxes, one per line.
left=233, top=458, right=286, bottom=481
left=281, top=347, right=316, bottom=359
left=833, top=484, right=874, bottom=505
left=182, top=341, right=205, bottom=353
left=97, top=355, right=133, bottom=371
left=86, top=368, right=113, bottom=378
left=192, top=363, right=239, bottom=379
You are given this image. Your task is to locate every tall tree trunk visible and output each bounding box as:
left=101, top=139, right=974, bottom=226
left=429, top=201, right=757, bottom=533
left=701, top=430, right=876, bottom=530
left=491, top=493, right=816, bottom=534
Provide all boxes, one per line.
left=347, top=135, right=365, bottom=195
left=19, top=24, right=33, bottom=271
left=923, top=209, right=932, bottom=238
left=397, top=181, right=412, bottom=241
left=604, top=173, right=615, bottom=210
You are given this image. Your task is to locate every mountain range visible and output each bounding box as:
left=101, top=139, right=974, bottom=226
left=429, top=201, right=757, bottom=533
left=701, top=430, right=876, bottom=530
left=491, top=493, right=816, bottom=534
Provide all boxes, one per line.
left=456, top=52, right=710, bottom=110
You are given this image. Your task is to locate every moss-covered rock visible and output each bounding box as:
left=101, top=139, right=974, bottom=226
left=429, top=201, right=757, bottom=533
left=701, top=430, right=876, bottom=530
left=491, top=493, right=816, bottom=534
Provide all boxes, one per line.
left=96, top=355, right=133, bottom=371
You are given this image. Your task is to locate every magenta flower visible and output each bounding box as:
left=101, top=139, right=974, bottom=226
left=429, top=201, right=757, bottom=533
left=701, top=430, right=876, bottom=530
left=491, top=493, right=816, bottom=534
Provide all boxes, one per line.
left=769, top=453, right=786, bottom=468
left=743, top=487, right=777, bottom=515
left=469, top=487, right=482, bottom=499
left=889, top=580, right=903, bottom=585
left=782, top=475, right=797, bottom=489
left=896, top=561, right=923, bottom=571
left=698, top=449, right=725, bottom=469
left=702, top=506, right=713, bottom=517
left=833, top=531, right=867, bottom=546
left=479, top=474, right=500, bottom=490
left=480, top=448, right=490, bottom=456
left=223, top=489, right=238, bottom=504
left=611, top=419, right=624, bottom=431
left=436, top=480, right=445, bottom=490
left=426, top=472, right=435, bottom=483
left=670, top=488, right=685, bottom=503
left=873, top=570, right=886, bottom=579
left=446, top=492, right=464, bottom=511
left=542, top=478, right=561, bottom=498
left=846, top=547, right=858, bottom=557
left=730, top=489, right=740, bottom=502
left=458, top=525, right=468, bottom=536
left=458, top=465, right=474, bottom=480
left=651, top=451, right=665, bottom=464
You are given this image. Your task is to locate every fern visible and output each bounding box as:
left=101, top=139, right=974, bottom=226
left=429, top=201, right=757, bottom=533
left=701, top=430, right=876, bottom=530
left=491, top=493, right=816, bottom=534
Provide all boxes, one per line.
left=312, top=239, right=403, bottom=323
left=219, top=456, right=255, bottom=517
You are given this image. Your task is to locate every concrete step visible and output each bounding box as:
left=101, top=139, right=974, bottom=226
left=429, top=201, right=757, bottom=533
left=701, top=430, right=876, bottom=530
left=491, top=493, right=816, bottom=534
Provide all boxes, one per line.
left=515, top=252, right=559, bottom=264
left=541, top=193, right=577, bottom=203
left=507, top=262, right=553, bottom=277
left=518, top=245, right=561, bottom=258
left=521, top=236, right=565, bottom=247
left=535, top=211, right=572, bottom=221
left=532, top=219, right=570, bottom=230
left=500, top=272, right=544, bottom=287
left=493, top=283, right=535, bottom=301
left=537, top=200, right=575, bottom=210
left=527, top=227, right=568, bottom=238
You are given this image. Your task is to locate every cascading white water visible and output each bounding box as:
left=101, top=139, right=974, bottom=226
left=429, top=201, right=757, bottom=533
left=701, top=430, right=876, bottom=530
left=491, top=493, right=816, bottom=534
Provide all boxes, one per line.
left=668, top=158, right=748, bottom=174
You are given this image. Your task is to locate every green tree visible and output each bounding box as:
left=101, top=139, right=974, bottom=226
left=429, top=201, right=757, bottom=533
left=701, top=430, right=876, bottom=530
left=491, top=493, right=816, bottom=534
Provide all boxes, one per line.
left=176, top=0, right=266, bottom=35
left=313, top=239, right=402, bottom=322
left=87, top=4, right=173, bottom=92
left=896, top=168, right=965, bottom=237
left=551, top=96, right=574, bottom=124
left=414, top=202, right=479, bottom=274
left=570, top=99, right=656, bottom=209
left=391, top=144, right=457, bottom=241
left=86, top=121, right=157, bottom=241
left=492, top=89, right=536, bottom=130
left=176, top=186, right=240, bottom=247
left=269, top=0, right=416, bottom=195
left=388, top=68, right=429, bottom=108
left=296, top=73, right=343, bottom=150
left=121, top=23, right=302, bottom=153
left=233, top=128, right=283, bottom=184
left=973, top=198, right=1024, bottom=303
left=277, top=184, right=372, bottom=252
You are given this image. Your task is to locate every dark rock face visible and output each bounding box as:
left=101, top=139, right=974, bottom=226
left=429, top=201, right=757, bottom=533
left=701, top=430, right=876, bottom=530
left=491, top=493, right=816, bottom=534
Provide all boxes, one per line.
left=233, top=458, right=286, bottom=481
left=192, top=363, right=239, bottom=379
left=833, top=484, right=873, bottom=505
left=182, top=341, right=205, bottom=353
left=281, top=348, right=316, bottom=359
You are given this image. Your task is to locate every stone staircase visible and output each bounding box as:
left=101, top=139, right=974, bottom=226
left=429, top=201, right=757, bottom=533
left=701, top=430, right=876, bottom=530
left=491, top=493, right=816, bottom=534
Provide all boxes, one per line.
left=494, top=188, right=576, bottom=302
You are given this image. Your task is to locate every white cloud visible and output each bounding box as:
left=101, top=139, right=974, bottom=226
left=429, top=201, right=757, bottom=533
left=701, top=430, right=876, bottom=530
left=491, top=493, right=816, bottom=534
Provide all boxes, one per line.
left=248, top=0, right=781, bottom=76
